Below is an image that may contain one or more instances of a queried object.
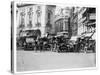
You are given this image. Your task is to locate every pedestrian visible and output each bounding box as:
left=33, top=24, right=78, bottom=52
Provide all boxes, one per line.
left=84, top=43, right=88, bottom=53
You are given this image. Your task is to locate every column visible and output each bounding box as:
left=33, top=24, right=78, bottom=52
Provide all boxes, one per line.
left=40, top=5, right=46, bottom=37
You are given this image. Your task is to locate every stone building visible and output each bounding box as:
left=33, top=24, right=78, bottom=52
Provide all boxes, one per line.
left=70, top=7, right=96, bottom=40
left=45, top=5, right=56, bottom=34
left=54, top=7, right=72, bottom=37
left=16, top=4, right=56, bottom=37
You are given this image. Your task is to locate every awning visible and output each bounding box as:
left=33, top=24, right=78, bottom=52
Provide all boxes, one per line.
left=88, top=22, right=96, bottom=26
left=81, top=32, right=96, bottom=40
left=70, top=36, right=78, bottom=41
left=84, top=33, right=92, bottom=36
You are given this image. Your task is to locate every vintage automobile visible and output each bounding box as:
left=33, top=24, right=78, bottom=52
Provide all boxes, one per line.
left=74, top=36, right=96, bottom=53
left=54, top=31, right=73, bottom=52
left=86, top=40, right=96, bottom=53
left=57, top=40, right=74, bottom=52
left=17, top=29, right=41, bottom=50
left=83, top=37, right=96, bottom=53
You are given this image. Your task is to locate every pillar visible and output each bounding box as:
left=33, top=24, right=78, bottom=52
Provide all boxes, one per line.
left=40, top=5, right=46, bottom=37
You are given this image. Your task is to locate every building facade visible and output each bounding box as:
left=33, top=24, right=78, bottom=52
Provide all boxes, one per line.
left=54, top=7, right=71, bottom=36
left=16, top=4, right=56, bottom=37
left=77, top=7, right=87, bottom=36
left=45, top=5, right=56, bottom=34
left=77, top=7, right=96, bottom=39
left=70, top=7, right=96, bottom=39
left=70, top=7, right=79, bottom=36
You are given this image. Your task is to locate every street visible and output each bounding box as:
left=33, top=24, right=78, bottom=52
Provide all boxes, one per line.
left=17, top=50, right=96, bottom=72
